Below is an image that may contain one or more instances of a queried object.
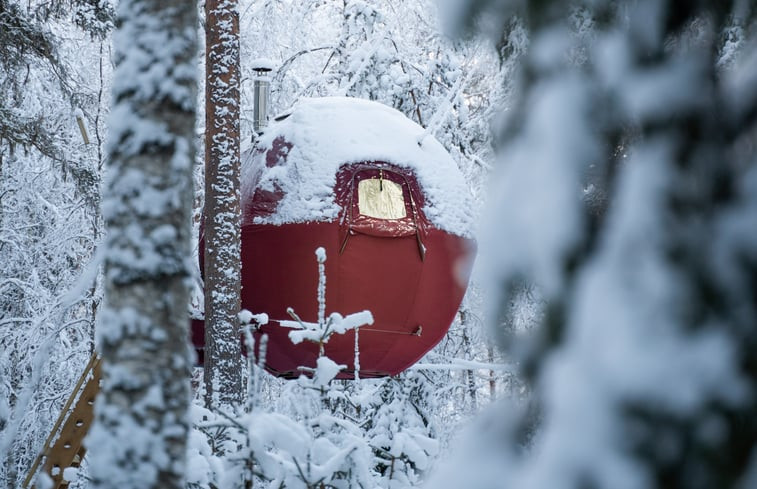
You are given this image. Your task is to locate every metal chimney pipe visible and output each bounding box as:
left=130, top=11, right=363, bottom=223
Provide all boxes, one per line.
left=251, top=59, right=274, bottom=135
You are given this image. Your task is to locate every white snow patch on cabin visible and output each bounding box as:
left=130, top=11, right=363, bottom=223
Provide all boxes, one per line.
left=241, top=97, right=475, bottom=237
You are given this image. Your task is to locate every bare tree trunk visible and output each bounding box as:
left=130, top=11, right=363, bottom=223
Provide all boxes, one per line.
left=87, top=1, right=197, bottom=488
left=487, top=345, right=496, bottom=399
left=203, top=0, right=243, bottom=409
left=459, top=310, right=478, bottom=411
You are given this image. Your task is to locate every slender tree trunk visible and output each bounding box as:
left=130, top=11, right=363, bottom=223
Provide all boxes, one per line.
left=203, top=0, right=243, bottom=409
left=87, top=1, right=197, bottom=488
left=460, top=311, right=478, bottom=411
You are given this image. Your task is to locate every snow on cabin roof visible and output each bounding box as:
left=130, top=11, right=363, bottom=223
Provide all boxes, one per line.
left=241, top=96, right=474, bottom=237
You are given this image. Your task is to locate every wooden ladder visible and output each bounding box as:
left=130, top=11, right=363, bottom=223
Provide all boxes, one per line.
left=22, top=354, right=101, bottom=489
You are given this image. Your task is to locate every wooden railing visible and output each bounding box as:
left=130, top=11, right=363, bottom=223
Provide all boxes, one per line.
left=22, top=354, right=101, bottom=489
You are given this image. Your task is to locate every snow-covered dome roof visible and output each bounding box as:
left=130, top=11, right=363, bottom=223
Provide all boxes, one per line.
left=241, top=96, right=474, bottom=237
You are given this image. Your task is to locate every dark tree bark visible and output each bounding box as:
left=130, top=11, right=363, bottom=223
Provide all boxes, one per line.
left=203, top=0, right=243, bottom=409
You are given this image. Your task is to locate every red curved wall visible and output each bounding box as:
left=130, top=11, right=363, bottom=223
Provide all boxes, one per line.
left=194, top=157, right=474, bottom=379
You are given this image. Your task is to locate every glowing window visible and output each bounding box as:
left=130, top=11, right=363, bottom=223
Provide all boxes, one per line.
left=357, top=178, right=406, bottom=219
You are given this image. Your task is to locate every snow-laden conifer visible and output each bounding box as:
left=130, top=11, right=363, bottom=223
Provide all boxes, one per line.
left=433, top=1, right=757, bottom=488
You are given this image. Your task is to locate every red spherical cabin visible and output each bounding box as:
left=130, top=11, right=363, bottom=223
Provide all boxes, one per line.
left=193, top=97, right=475, bottom=379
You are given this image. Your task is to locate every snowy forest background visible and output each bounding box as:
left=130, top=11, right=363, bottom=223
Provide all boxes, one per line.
left=2, top=1, right=757, bottom=488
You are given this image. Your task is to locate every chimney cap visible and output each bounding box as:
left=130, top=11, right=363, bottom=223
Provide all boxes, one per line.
left=250, top=58, right=276, bottom=73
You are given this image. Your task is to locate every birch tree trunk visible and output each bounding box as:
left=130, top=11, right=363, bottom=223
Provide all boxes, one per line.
left=203, top=0, right=243, bottom=409
left=87, top=1, right=197, bottom=488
